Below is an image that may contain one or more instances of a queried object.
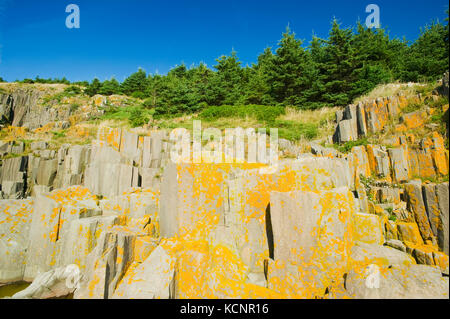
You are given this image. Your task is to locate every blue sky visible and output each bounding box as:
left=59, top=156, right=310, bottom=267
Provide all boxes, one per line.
left=0, top=0, right=448, bottom=82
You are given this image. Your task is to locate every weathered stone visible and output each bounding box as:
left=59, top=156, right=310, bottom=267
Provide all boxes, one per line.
left=366, top=145, right=390, bottom=180
left=0, top=88, right=61, bottom=129
left=345, top=264, right=448, bottom=299
left=364, top=98, right=389, bottom=134
left=30, top=141, right=48, bottom=151
left=397, top=222, right=424, bottom=245
left=11, top=264, right=80, bottom=299
left=385, top=239, right=406, bottom=252
left=416, top=149, right=437, bottom=179
left=354, top=213, right=384, bottom=245
left=120, top=130, right=140, bottom=162
left=112, top=245, right=175, bottom=299
left=84, top=142, right=127, bottom=197
left=400, top=110, right=426, bottom=130
left=388, top=147, right=409, bottom=182
left=350, top=241, right=415, bottom=267
left=351, top=146, right=371, bottom=181
left=268, top=187, right=355, bottom=298
left=404, top=183, right=436, bottom=244
left=0, top=156, right=28, bottom=198
left=435, top=183, right=449, bottom=254
left=36, top=159, right=58, bottom=187
left=422, top=183, right=449, bottom=254
left=335, top=119, right=357, bottom=143
left=412, top=246, right=435, bottom=265
left=385, top=220, right=398, bottom=241
left=356, top=102, right=368, bottom=136
left=24, top=186, right=101, bottom=280
left=0, top=199, right=34, bottom=283
left=74, top=227, right=136, bottom=299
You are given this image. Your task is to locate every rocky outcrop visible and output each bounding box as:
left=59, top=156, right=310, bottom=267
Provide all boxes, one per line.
left=0, top=89, right=71, bottom=130
left=0, top=102, right=448, bottom=300
left=333, top=95, right=408, bottom=143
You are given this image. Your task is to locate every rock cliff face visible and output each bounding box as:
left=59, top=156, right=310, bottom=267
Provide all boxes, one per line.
left=0, top=88, right=71, bottom=130
left=0, top=83, right=449, bottom=299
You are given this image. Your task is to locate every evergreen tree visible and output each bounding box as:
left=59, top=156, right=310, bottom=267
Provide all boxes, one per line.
left=401, top=20, right=449, bottom=82
left=121, top=68, right=148, bottom=96
left=322, top=20, right=357, bottom=105
left=99, top=78, right=121, bottom=95
left=265, top=27, right=310, bottom=106
left=85, top=78, right=102, bottom=96
left=207, top=51, right=244, bottom=105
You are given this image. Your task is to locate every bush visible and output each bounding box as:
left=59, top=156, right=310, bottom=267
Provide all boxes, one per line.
left=335, top=138, right=369, bottom=153
left=64, top=86, right=82, bottom=95
left=131, top=91, right=146, bottom=99
left=142, top=98, right=154, bottom=108
left=129, top=107, right=149, bottom=127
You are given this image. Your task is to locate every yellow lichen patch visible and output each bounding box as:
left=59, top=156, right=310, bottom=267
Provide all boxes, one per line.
left=133, top=236, right=157, bottom=263
left=354, top=213, right=384, bottom=245
left=433, top=251, right=449, bottom=273
left=98, top=126, right=122, bottom=151
left=33, top=122, right=55, bottom=134
left=397, top=222, right=424, bottom=245
left=401, top=111, right=426, bottom=130
left=1, top=126, right=27, bottom=141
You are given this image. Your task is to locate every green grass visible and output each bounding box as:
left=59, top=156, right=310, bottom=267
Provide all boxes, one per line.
left=100, top=105, right=155, bottom=127
left=200, top=105, right=285, bottom=123
left=333, top=137, right=369, bottom=153
left=273, top=119, right=318, bottom=141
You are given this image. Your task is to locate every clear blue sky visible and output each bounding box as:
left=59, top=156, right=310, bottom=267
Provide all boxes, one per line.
left=0, top=0, right=448, bottom=82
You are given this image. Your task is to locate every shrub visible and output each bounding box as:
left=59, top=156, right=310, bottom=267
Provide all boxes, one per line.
left=129, top=107, right=149, bottom=127
left=64, top=86, right=82, bottom=95
left=142, top=98, right=154, bottom=108
left=70, top=103, right=81, bottom=112
left=131, top=91, right=146, bottom=99
left=335, top=138, right=369, bottom=153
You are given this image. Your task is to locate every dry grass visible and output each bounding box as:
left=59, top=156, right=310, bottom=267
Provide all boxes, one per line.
left=279, top=106, right=338, bottom=141
left=353, top=82, right=432, bottom=104
left=0, top=82, right=67, bottom=95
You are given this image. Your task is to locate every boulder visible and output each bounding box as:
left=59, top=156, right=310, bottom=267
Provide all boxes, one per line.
left=267, top=187, right=355, bottom=298
left=404, top=183, right=436, bottom=244
left=0, top=156, right=28, bottom=198
left=353, top=213, right=384, bottom=245
left=11, top=264, right=80, bottom=299
left=350, top=241, right=415, bottom=267
left=74, top=227, right=136, bottom=299
left=384, top=239, right=406, bottom=252
left=422, top=183, right=449, bottom=254
left=0, top=199, right=34, bottom=283
left=388, top=147, right=409, bottom=182
left=112, top=245, right=175, bottom=299
left=345, top=264, right=448, bottom=299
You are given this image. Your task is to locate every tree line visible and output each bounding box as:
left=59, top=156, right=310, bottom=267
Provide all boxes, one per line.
left=2, top=16, right=448, bottom=115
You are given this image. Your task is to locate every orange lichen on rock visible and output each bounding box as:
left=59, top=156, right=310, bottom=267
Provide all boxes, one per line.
left=2, top=126, right=27, bottom=141
left=33, top=122, right=55, bottom=134
left=400, top=110, right=426, bottom=130
left=98, top=126, right=122, bottom=151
